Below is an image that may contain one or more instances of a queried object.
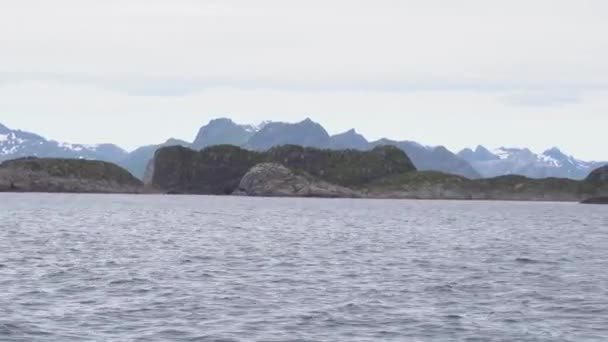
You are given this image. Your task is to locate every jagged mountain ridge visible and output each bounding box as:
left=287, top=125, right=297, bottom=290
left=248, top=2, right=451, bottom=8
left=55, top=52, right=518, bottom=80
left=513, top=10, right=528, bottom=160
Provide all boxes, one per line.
left=458, top=145, right=606, bottom=180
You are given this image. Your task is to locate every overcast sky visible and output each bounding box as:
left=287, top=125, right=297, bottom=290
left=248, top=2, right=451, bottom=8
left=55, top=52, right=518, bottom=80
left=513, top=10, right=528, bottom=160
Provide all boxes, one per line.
left=1, top=0, right=607, bottom=159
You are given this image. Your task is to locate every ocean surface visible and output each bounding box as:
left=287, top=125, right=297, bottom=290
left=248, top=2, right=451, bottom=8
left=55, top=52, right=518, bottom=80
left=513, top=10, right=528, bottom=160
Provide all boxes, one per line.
left=0, top=194, right=607, bottom=341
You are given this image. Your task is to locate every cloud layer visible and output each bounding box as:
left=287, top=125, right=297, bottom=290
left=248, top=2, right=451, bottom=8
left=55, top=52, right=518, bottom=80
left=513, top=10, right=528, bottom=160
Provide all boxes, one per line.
left=1, top=0, right=607, bottom=159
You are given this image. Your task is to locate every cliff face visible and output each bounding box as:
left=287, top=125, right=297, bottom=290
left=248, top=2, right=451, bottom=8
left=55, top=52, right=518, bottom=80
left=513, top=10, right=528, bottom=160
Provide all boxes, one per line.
left=0, top=157, right=143, bottom=193
left=150, top=145, right=416, bottom=194
left=151, top=145, right=263, bottom=194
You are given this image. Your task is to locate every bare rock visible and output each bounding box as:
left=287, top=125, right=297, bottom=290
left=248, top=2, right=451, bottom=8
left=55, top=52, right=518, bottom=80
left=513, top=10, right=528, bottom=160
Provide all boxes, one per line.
left=235, top=163, right=361, bottom=198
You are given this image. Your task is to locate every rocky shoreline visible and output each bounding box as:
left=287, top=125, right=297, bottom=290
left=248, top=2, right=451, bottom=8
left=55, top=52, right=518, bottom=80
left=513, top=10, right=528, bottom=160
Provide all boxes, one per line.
left=145, top=145, right=608, bottom=202
left=1, top=149, right=607, bottom=203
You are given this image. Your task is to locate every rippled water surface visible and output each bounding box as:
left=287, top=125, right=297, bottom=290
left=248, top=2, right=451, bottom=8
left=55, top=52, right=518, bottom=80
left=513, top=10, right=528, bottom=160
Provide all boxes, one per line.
left=1, top=194, right=607, bottom=341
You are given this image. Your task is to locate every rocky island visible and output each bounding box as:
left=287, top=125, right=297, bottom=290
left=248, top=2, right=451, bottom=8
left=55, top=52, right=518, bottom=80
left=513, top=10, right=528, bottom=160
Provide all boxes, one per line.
left=1, top=146, right=605, bottom=201
left=148, top=144, right=415, bottom=195
left=147, top=145, right=608, bottom=201
left=0, top=157, right=143, bottom=193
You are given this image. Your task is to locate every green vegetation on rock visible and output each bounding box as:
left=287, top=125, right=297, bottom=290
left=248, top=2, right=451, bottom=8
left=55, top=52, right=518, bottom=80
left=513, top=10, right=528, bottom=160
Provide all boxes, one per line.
left=151, top=144, right=416, bottom=194
left=151, top=145, right=264, bottom=194
left=265, top=145, right=416, bottom=187
left=149, top=145, right=608, bottom=201
left=0, top=157, right=143, bottom=193
left=365, top=172, right=608, bottom=201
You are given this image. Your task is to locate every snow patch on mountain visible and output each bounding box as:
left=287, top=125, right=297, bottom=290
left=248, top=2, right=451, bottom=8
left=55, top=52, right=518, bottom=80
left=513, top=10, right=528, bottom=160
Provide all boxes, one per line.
left=244, top=121, right=272, bottom=133
left=538, top=154, right=560, bottom=167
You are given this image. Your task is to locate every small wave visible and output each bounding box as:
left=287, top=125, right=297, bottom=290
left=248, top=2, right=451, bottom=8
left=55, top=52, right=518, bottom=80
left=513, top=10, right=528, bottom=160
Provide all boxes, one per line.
left=108, top=278, right=151, bottom=286
left=515, top=258, right=557, bottom=265
left=425, top=284, right=455, bottom=293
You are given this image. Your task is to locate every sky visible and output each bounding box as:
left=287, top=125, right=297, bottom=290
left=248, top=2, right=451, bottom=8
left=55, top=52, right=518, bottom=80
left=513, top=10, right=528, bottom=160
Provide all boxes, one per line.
left=0, top=0, right=607, bottom=160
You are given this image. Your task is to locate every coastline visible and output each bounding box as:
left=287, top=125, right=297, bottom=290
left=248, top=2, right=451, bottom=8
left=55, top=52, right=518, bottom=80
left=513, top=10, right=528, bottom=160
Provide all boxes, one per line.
left=0, top=189, right=601, bottom=203
left=1, top=149, right=606, bottom=203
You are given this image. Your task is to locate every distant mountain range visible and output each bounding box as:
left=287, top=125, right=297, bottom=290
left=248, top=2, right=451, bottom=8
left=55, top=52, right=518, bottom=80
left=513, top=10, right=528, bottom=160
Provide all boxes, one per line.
left=0, top=119, right=605, bottom=180
left=458, top=145, right=606, bottom=180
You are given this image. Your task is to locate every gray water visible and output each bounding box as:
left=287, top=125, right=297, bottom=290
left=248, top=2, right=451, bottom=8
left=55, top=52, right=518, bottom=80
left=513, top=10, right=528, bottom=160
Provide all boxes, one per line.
left=0, top=194, right=607, bottom=341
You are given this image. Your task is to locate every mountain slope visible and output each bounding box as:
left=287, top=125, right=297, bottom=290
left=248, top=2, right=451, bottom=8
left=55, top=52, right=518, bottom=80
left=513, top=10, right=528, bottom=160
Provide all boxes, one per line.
left=328, top=129, right=371, bottom=150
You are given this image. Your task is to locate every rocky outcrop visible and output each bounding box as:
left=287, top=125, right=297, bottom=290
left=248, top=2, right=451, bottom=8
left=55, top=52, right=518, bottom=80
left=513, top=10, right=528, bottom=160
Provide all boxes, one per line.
left=586, top=165, right=608, bottom=182
left=0, top=157, right=143, bottom=193
left=234, top=163, right=360, bottom=198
